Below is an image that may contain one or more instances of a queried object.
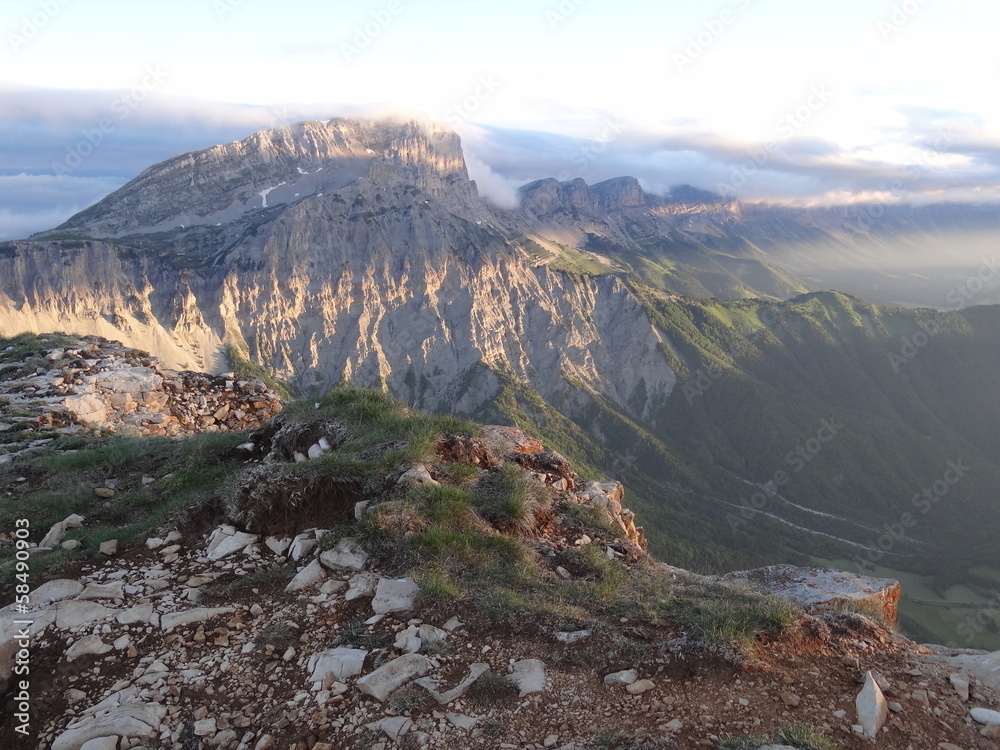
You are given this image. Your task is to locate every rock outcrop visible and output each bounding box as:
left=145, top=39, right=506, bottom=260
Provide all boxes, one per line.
left=723, top=564, right=902, bottom=624
left=0, top=335, right=281, bottom=448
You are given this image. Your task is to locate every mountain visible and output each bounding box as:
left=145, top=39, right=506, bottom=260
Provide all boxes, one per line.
left=4, top=118, right=1000, bottom=648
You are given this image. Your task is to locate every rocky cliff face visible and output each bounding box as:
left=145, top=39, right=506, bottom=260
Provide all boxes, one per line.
left=1, top=119, right=677, bottom=419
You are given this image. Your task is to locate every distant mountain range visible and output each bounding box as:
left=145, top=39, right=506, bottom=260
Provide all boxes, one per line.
left=4, top=117, right=1000, bottom=646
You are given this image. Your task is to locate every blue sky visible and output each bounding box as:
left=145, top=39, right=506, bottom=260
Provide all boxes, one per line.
left=2, top=0, right=999, bottom=237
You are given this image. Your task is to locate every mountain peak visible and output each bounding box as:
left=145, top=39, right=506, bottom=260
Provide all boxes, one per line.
left=51, top=118, right=475, bottom=239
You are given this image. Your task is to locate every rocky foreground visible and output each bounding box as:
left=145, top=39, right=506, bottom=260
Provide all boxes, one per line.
left=0, top=349, right=999, bottom=749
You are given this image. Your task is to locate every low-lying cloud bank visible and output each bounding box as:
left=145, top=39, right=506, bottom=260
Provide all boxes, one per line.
left=2, top=87, right=998, bottom=239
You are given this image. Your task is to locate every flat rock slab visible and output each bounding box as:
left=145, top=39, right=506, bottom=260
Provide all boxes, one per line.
left=724, top=564, right=901, bottom=623
left=65, top=635, right=112, bottom=661
left=30, top=578, right=84, bottom=606
left=934, top=650, right=1000, bottom=691
left=52, top=703, right=167, bottom=750
left=160, top=607, right=235, bottom=631
left=371, top=577, right=419, bottom=615
left=319, top=537, right=369, bottom=571
left=78, top=582, right=125, bottom=601
left=308, top=647, right=368, bottom=685
left=55, top=601, right=117, bottom=630
left=117, top=603, right=154, bottom=626
left=357, top=653, right=429, bottom=701
left=510, top=659, right=546, bottom=696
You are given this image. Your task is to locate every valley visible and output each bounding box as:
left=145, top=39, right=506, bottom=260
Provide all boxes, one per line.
left=3, top=118, right=1000, bottom=651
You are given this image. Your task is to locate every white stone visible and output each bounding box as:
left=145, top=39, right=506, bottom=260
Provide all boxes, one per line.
left=207, top=529, right=259, bottom=560
left=194, top=718, right=217, bottom=736
left=29, top=578, right=84, bottom=606
left=371, top=577, right=419, bottom=615
left=856, top=670, right=888, bottom=738
left=367, top=716, right=413, bottom=742
left=55, top=600, right=116, bottom=630
left=319, top=537, right=369, bottom=572
left=39, top=514, right=85, bottom=548
left=510, top=659, right=546, bottom=696
left=555, top=629, right=591, bottom=643
left=308, top=443, right=324, bottom=459
left=51, top=703, right=167, bottom=750
left=971, top=707, right=1000, bottom=725
left=936, top=650, right=1000, bottom=691
left=98, top=539, right=117, bottom=556
left=354, top=500, right=370, bottom=519
left=345, top=572, right=379, bottom=601
left=950, top=673, right=970, bottom=702
left=160, top=607, right=235, bottom=631
left=65, top=635, right=113, bottom=661
left=445, top=713, right=477, bottom=730
left=79, top=738, right=118, bottom=750
left=319, top=579, right=347, bottom=596
left=603, top=669, right=638, bottom=686
left=78, top=582, right=125, bottom=601
left=626, top=679, right=655, bottom=695
left=284, top=559, right=326, bottom=592
left=289, top=533, right=317, bottom=561
left=356, top=654, right=430, bottom=701
left=117, top=603, right=154, bottom=626
left=264, top=536, right=291, bottom=556
left=415, top=663, right=489, bottom=704
left=308, top=647, right=369, bottom=685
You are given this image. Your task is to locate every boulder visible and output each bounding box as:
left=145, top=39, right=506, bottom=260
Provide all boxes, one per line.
left=724, top=565, right=901, bottom=624
left=345, top=572, right=379, bottom=601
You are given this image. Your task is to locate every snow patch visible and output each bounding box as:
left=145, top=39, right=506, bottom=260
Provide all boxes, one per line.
left=258, top=182, right=287, bottom=208
left=297, top=167, right=309, bottom=175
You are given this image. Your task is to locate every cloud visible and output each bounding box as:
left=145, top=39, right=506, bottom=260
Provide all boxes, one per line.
left=2, top=86, right=999, bottom=240
left=465, top=155, right=521, bottom=209
left=0, top=173, right=122, bottom=240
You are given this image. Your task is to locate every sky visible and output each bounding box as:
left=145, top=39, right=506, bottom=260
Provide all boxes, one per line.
left=2, top=0, right=999, bottom=238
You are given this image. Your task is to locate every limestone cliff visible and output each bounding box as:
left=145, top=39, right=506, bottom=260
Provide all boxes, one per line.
left=0, top=119, right=676, bottom=419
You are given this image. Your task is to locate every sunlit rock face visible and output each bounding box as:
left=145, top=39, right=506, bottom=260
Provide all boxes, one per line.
left=0, top=118, right=676, bottom=418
